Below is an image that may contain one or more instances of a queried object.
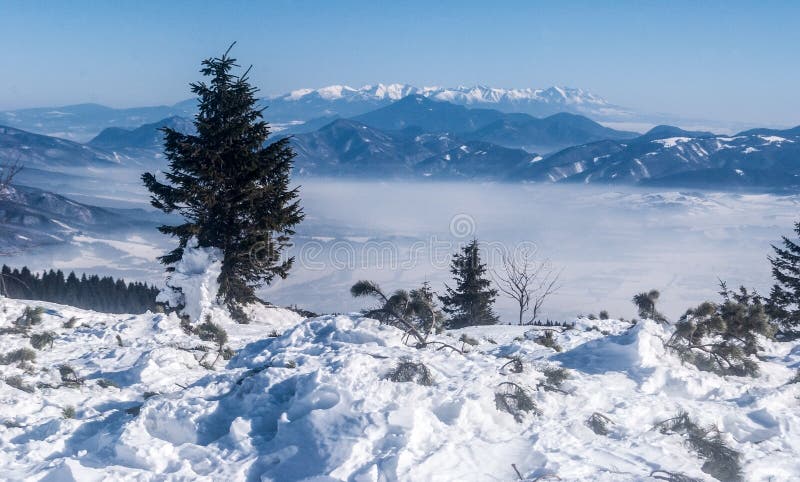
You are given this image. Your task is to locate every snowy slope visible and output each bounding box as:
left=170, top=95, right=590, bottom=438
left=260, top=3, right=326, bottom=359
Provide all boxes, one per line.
left=2, top=291, right=800, bottom=481
left=0, top=245, right=797, bottom=481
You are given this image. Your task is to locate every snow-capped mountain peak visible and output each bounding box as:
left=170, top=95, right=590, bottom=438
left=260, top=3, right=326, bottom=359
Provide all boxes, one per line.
left=271, top=83, right=616, bottom=111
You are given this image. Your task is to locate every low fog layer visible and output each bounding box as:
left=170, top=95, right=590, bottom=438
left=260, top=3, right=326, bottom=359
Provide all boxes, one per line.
left=261, top=181, right=799, bottom=322
left=5, top=180, right=798, bottom=323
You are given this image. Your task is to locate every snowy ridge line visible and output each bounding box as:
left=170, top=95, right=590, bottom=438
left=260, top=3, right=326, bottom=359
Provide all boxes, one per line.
left=271, top=83, right=615, bottom=107
left=1, top=295, right=799, bottom=481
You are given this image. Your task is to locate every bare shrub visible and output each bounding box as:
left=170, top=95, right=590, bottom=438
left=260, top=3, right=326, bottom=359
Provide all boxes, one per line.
left=500, top=356, right=524, bottom=374
left=495, top=382, right=540, bottom=422
left=62, top=406, right=76, bottom=419
left=196, top=317, right=233, bottom=368
left=654, top=411, right=743, bottom=482
left=650, top=471, right=703, bottom=482
left=458, top=333, right=479, bottom=350
left=1, top=348, right=36, bottom=365
left=540, top=366, right=570, bottom=391
left=58, top=364, right=83, bottom=386
left=586, top=412, right=614, bottom=436
left=30, top=331, right=56, bottom=350
left=387, top=361, right=435, bottom=386
left=4, top=375, right=34, bottom=393
left=14, top=306, right=44, bottom=329
left=533, top=330, right=562, bottom=352
left=0, top=160, right=23, bottom=191
left=179, top=314, right=193, bottom=335
left=96, top=378, right=118, bottom=389
left=63, top=317, right=78, bottom=329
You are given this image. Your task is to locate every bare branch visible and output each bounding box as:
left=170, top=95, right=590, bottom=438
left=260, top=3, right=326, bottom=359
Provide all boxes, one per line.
left=0, top=158, right=23, bottom=191
left=492, top=249, right=562, bottom=325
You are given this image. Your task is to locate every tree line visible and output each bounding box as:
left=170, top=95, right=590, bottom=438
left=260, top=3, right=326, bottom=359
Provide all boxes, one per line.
left=0, top=265, right=159, bottom=314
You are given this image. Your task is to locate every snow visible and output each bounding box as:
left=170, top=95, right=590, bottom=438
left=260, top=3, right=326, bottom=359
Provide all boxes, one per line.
left=70, top=235, right=162, bottom=262
left=50, top=219, right=77, bottom=232
left=651, top=137, right=692, bottom=148
left=3, top=284, right=800, bottom=481
left=758, top=135, right=793, bottom=144
left=287, top=88, right=314, bottom=100
left=3, top=254, right=800, bottom=480
left=274, top=84, right=613, bottom=109
left=156, top=244, right=224, bottom=322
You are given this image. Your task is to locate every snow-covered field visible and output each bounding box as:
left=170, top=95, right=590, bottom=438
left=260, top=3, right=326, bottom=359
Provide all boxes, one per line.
left=2, top=291, right=799, bottom=480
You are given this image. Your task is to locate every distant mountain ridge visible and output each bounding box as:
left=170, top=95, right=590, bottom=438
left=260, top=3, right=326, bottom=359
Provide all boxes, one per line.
left=290, top=119, right=464, bottom=177
left=521, top=126, right=800, bottom=189
left=0, top=184, right=152, bottom=253
left=291, top=103, right=800, bottom=191
left=89, top=116, right=195, bottom=151
left=3, top=91, right=800, bottom=193
left=269, top=83, right=625, bottom=117
left=0, top=125, right=122, bottom=170
left=0, top=82, right=627, bottom=141
left=0, top=103, right=195, bottom=142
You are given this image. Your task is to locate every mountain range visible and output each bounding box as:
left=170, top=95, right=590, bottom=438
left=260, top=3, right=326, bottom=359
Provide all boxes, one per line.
left=0, top=184, right=162, bottom=254
left=288, top=95, right=637, bottom=177
left=88, top=116, right=195, bottom=151
left=0, top=125, right=122, bottom=170
left=2, top=92, right=800, bottom=192
left=0, top=83, right=627, bottom=142
left=524, top=126, right=800, bottom=189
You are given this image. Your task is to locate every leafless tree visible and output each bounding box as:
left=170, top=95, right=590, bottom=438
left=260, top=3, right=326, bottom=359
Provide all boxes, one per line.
left=493, top=249, right=562, bottom=325
left=0, top=159, right=23, bottom=191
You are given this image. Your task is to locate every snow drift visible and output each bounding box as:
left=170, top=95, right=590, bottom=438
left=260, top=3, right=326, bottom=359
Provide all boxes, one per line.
left=1, top=256, right=800, bottom=481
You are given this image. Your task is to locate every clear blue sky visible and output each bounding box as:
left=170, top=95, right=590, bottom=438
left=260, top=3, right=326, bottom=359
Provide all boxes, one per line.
left=1, top=0, right=798, bottom=125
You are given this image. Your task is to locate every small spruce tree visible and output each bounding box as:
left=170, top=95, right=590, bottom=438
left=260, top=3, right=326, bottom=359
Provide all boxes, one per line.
left=439, top=240, right=499, bottom=328
left=667, top=283, right=775, bottom=376
left=142, top=44, right=303, bottom=320
left=632, top=289, right=667, bottom=323
left=767, top=222, right=800, bottom=334
left=350, top=280, right=441, bottom=344
left=409, top=281, right=445, bottom=334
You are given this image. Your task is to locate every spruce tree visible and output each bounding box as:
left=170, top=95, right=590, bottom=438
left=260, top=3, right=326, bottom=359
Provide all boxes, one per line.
left=768, top=222, right=800, bottom=334
left=142, top=44, right=303, bottom=320
left=439, top=240, right=499, bottom=327
left=632, top=289, right=667, bottom=323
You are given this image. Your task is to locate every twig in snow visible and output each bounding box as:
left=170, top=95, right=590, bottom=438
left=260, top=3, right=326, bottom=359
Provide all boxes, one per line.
left=649, top=470, right=702, bottom=482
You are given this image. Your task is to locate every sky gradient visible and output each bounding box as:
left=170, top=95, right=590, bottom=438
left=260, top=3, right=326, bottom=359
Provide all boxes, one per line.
left=1, top=0, right=798, bottom=126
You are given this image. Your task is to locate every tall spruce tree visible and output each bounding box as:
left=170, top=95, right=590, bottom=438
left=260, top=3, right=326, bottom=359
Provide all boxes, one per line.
left=768, top=222, right=800, bottom=333
left=142, top=44, right=303, bottom=320
left=439, top=240, right=499, bottom=327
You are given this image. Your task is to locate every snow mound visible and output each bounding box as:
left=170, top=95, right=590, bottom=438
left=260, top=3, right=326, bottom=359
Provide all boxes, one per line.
left=2, top=301, right=800, bottom=481
left=155, top=243, right=301, bottom=332
left=156, top=243, right=223, bottom=323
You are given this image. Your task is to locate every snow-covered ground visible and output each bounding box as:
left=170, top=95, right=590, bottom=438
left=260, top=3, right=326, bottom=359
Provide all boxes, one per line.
left=1, top=293, right=799, bottom=481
